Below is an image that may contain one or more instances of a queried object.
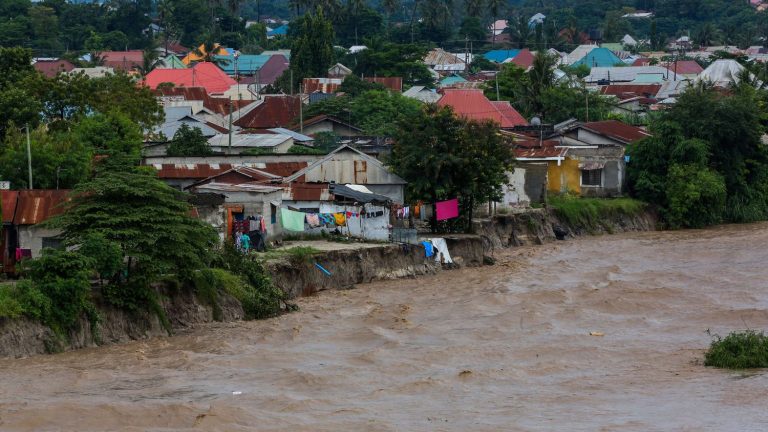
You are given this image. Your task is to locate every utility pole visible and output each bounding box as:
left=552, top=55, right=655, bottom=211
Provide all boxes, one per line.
left=299, top=83, right=304, bottom=133
left=228, top=98, right=233, bottom=155
left=25, top=124, right=33, bottom=189
left=495, top=72, right=500, bottom=101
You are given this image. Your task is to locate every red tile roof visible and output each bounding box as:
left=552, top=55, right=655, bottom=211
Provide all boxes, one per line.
left=438, top=89, right=528, bottom=128
left=509, top=49, right=535, bottom=69
left=33, top=59, right=75, bottom=78
left=101, top=50, right=145, bottom=71
left=664, top=60, right=703, bottom=75
left=581, top=120, right=650, bottom=144
left=4, top=190, right=71, bottom=225
left=234, top=95, right=301, bottom=129
left=600, top=84, right=662, bottom=99
left=144, top=62, right=237, bottom=94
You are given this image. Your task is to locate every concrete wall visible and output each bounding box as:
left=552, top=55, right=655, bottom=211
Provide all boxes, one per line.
left=547, top=158, right=581, bottom=195
left=580, top=159, right=624, bottom=197
left=196, top=190, right=283, bottom=240
left=285, top=203, right=391, bottom=241
left=18, top=226, right=62, bottom=258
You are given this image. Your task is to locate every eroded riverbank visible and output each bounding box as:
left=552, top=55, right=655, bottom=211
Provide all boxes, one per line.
left=1, top=223, right=767, bottom=431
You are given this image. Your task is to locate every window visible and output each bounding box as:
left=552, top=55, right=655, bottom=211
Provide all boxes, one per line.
left=42, top=237, right=63, bottom=250
left=581, top=169, right=602, bottom=186
left=270, top=204, right=277, bottom=224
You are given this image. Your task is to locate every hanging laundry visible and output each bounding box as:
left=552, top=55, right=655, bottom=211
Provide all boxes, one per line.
left=428, top=238, right=453, bottom=264
left=333, top=212, right=347, bottom=226
left=396, top=208, right=404, bottom=219
left=281, top=208, right=306, bottom=231
left=306, top=213, right=320, bottom=227
left=260, top=216, right=267, bottom=232
left=241, top=233, right=251, bottom=252
left=403, top=206, right=410, bottom=219
left=421, top=241, right=434, bottom=258
left=249, top=218, right=259, bottom=232
left=436, top=198, right=459, bottom=221
left=414, top=203, right=421, bottom=218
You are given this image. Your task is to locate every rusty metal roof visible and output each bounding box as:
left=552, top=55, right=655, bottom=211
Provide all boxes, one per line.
left=581, top=120, right=651, bottom=144
left=11, top=190, right=71, bottom=225
left=514, top=146, right=568, bottom=159
left=155, top=87, right=255, bottom=116
left=154, top=163, right=234, bottom=179
left=234, top=95, right=301, bottom=129
left=2, top=191, right=19, bottom=224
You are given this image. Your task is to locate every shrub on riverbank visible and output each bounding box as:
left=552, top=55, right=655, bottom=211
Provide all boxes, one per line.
left=547, top=194, right=647, bottom=229
left=705, top=330, right=768, bottom=369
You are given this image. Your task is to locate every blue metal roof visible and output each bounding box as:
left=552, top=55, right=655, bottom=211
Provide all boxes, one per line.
left=213, top=54, right=270, bottom=75
left=572, top=48, right=623, bottom=68
left=483, top=49, right=520, bottom=63
left=268, top=24, right=288, bottom=36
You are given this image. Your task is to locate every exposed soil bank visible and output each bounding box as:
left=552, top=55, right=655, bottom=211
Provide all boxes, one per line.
left=0, top=208, right=656, bottom=358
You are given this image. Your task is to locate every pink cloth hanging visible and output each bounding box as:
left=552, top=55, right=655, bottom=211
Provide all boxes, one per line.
left=436, top=198, right=459, bottom=221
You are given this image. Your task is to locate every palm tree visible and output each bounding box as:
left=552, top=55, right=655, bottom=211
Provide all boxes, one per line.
left=696, top=22, right=716, bottom=47
left=193, top=39, right=230, bottom=66
left=138, top=49, right=161, bottom=76
left=464, top=0, right=483, bottom=18
left=382, top=0, right=399, bottom=37
left=510, top=15, right=532, bottom=49
left=488, top=0, right=504, bottom=46
left=347, top=0, right=365, bottom=45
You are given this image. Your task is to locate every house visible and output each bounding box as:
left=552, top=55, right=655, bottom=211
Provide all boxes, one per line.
left=584, top=66, right=671, bottom=84
left=154, top=86, right=256, bottom=128
left=424, top=48, right=467, bottom=73
left=207, top=133, right=295, bottom=154
left=663, top=60, right=703, bottom=80
left=599, top=84, right=661, bottom=99
left=566, top=44, right=598, bottom=65
left=156, top=55, right=187, bottom=69
left=483, top=49, right=520, bottom=63
left=504, top=138, right=567, bottom=207
left=437, top=89, right=527, bottom=129
left=188, top=182, right=284, bottom=242
left=33, top=59, right=75, bottom=78
left=296, top=115, right=364, bottom=137
left=328, top=63, right=352, bottom=78
left=529, top=13, right=546, bottom=27
left=233, top=95, right=301, bottom=130
left=260, top=49, right=291, bottom=59
left=572, top=47, right=624, bottom=68
left=489, top=19, right=507, bottom=36
left=283, top=145, right=407, bottom=204
left=144, top=62, right=238, bottom=94
left=267, top=24, right=288, bottom=38
left=696, top=59, right=751, bottom=87
left=150, top=161, right=309, bottom=190
left=1, top=190, right=70, bottom=272
left=302, top=76, right=403, bottom=93
left=622, top=34, right=638, bottom=47
left=502, top=48, right=535, bottom=69
left=69, top=67, right=114, bottom=78
left=100, top=50, right=145, bottom=71
left=348, top=45, right=368, bottom=54
left=403, top=85, right=441, bottom=103
left=148, top=106, right=221, bottom=143
left=545, top=120, right=650, bottom=197
left=213, top=54, right=290, bottom=87
left=181, top=44, right=229, bottom=65
left=439, top=74, right=467, bottom=88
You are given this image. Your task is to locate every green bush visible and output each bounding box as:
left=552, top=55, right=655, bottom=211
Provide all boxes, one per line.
left=705, top=330, right=768, bottom=369
left=285, top=246, right=321, bottom=264
left=548, top=195, right=647, bottom=228
left=0, top=284, right=23, bottom=319
left=664, top=164, right=726, bottom=229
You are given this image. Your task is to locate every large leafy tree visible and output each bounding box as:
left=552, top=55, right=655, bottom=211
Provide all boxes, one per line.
left=349, top=42, right=433, bottom=86
left=50, top=166, right=218, bottom=283
left=167, top=123, right=213, bottom=156
left=389, top=105, right=515, bottom=232
left=628, top=84, right=768, bottom=227
left=287, top=7, right=335, bottom=89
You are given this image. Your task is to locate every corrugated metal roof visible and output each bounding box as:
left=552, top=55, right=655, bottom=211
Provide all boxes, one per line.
left=233, top=95, right=301, bottom=129
left=12, top=190, right=71, bottom=225
left=573, top=48, right=624, bottom=68
left=208, top=133, right=291, bottom=148
left=600, top=84, right=662, bottom=99
left=424, top=48, right=465, bottom=66
left=33, top=59, right=75, bottom=78
left=581, top=120, right=650, bottom=144
left=2, top=191, right=19, bottom=224
left=144, top=62, right=237, bottom=94
left=193, top=182, right=283, bottom=193
left=585, top=66, right=670, bottom=83
left=155, top=163, right=234, bottom=179
left=156, top=86, right=254, bottom=116
left=483, top=49, right=520, bottom=63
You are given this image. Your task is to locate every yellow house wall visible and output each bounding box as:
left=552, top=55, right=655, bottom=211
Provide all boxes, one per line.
left=547, top=158, right=581, bottom=195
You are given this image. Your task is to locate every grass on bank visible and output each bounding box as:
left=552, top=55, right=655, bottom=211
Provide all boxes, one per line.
left=547, top=194, right=647, bottom=228
left=704, top=330, right=768, bottom=369
left=257, top=246, right=322, bottom=263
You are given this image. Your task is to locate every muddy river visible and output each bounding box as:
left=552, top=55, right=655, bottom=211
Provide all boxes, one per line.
left=2, top=224, right=768, bottom=431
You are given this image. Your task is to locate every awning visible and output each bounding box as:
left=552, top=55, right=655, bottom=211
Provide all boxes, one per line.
left=329, top=184, right=392, bottom=205
left=579, top=161, right=606, bottom=170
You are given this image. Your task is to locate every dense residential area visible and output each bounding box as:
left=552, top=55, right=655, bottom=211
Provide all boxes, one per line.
left=2, top=0, right=768, bottom=428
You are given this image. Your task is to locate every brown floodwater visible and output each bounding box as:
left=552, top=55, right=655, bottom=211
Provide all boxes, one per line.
left=2, top=223, right=768, bottom=431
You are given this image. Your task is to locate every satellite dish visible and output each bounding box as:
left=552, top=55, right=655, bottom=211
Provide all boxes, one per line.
left=531, top=116, right=542, bottom=126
